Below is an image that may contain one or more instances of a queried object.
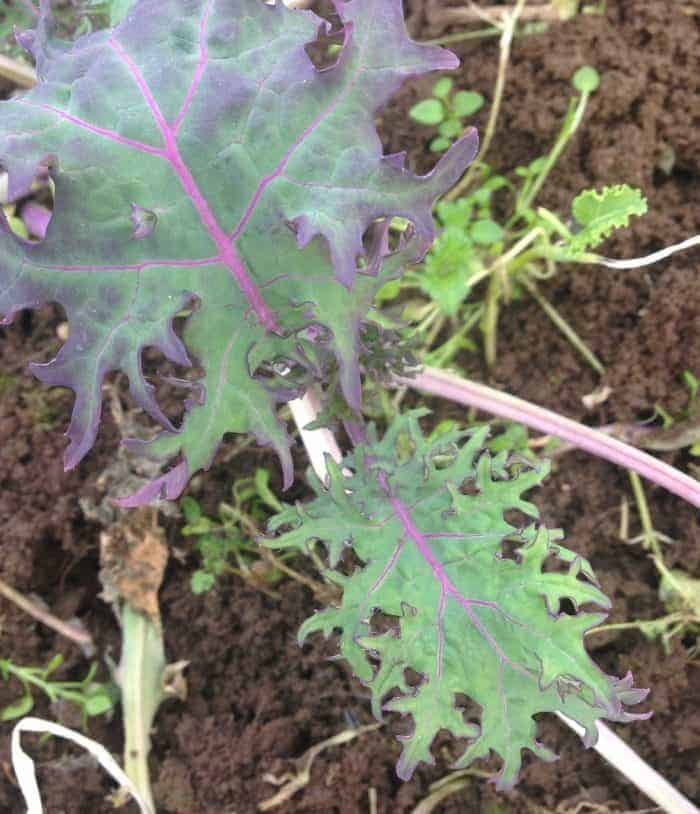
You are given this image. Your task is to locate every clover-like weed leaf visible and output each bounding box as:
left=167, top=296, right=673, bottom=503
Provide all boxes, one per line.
left=269, top=413, right=649, bottom=788
left=0, top=0, right=477, bottom=503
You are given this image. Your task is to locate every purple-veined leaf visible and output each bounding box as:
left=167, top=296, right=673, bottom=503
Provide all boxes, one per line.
left=269, top=412, right=649, bottom=788
left=0, top=0, right=477, bottom=502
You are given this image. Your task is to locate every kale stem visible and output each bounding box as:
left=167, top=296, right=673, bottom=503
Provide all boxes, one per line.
left=120, top=605, right=164, bottom=814
left=398, top=366, right=700, bottom=508
left=289, top=390, right=344, bottom=480
left=0, top=55, right=37, bottom=89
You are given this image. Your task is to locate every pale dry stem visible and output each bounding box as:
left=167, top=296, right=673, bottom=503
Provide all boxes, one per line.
left=0, top=577, right=95, bottom=656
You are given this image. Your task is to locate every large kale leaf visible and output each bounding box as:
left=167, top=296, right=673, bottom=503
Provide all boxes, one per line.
left=0, top=0, right=477, bottom=502
left=270, top=414, right=649, bottom=787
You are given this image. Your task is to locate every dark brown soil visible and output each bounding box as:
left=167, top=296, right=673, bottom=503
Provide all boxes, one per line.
left=1, top=1, right=699, bottom=812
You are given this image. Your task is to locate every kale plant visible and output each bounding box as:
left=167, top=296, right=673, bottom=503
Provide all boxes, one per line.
left=0, top=0, right=649, bottom=790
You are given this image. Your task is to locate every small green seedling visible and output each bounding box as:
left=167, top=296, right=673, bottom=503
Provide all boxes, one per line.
left=590, top=474, right=700, bottom=655
left=653, top=370, right=699, bottom=430
left=181, top=496, right=244, bottom=594
left=0, top=655, right=116, bottom=726
left=389, top=66, right=651, bottom=371
left=410, top=77, right=484, bottom=153
left=688, top=370, right=700, bottom=456
left=657, top=569, right=700, bottom=655
left=629, top=370, right=700, bottom=457
left=181, top=468, right=287, bottom=595
left=572, top=64, right=601, bottom=94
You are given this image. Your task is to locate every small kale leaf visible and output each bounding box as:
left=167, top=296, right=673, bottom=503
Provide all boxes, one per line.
left=269, top=413, right=649, bottom=788
left=566, top=184, right=648, bottom=255
left=0, top=0, right=477, bottom=503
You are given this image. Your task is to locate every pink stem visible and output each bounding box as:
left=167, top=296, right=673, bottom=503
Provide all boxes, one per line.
left=399, top=367, right=700, bottom=509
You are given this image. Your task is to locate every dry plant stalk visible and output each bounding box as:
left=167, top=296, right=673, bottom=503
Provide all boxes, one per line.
left=426, top=1, right=567, bottom=31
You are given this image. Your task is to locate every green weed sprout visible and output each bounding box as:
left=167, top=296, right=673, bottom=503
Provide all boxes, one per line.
left=0, top=655, right=116, bottom=726
left=588, top=473, right=700, bottom=655
left=181, top=468, right=287, bottom=595
left=388, top=65, right=653, bottom=371
left=410, top=77, right=484, bottom=153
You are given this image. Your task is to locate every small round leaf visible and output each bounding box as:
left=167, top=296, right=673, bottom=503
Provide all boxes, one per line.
left=453, top=90, right=485, bottom=118
left=432, top=77, right=454, bottom=100
left=572, top=65, right=600, bottom=94
left=409, top=99, right=445, bottom=126
left=1, top=693, right=34, bottom=722
left=470, top=219, right=504, bottom=246
left=429, top=136, right=452, bottom=153
left=85, top=689, right=116, bottom=717
left=438, top=119, right=463, bottom=139
left=191, top=571, right=216, bottom=595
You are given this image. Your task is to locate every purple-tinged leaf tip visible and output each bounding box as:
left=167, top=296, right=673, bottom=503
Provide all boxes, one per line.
left=115, top=460, right=189, bottom=507
left=21, top=201, right=51, bottom=239
left=15, top=28, right=36, bottom=56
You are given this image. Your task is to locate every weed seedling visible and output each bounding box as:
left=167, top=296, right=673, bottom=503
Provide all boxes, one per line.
left=0, top=655, right=116, bottom=726
left=181, top=496, right=246, bottom=595
left=651, top=371, right=700, bottom=452
left=182, top=468, right=325, bottom=599
left=385, top=66, right=654, bottom=371
left=410, top=77, right=484, bottom=153
left=589, top=473, right=700, bottom=655
left=613, top=370, right=700, bottom=456
left=182, top=469, right=288, bottom=596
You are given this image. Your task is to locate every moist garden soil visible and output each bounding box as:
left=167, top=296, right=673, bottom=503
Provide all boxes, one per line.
left=1, top=1, right=699, bottom=812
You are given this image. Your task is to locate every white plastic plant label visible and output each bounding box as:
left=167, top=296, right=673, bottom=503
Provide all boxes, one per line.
left=12, top=717, right=153, bottom=814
